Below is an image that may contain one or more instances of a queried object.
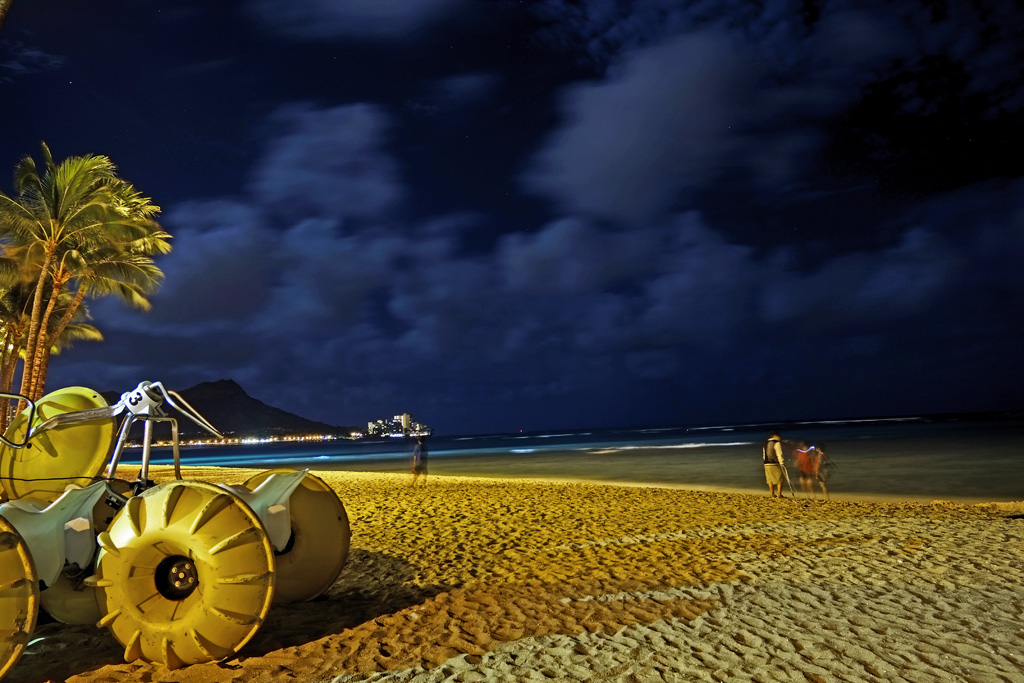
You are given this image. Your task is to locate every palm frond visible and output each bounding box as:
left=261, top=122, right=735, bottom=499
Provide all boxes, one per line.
left=49, top=322, right=103, bottom=352
left=0, top=255, right=21, bottom=286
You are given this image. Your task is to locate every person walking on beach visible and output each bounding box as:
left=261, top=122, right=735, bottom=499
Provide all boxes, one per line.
left=763, top=430, right=786, bottom=498
left=810, top=443, right=832, bottom=501
left=795, top=441, right=815, bottom=496
left=411, top=435, right=429, bottom=487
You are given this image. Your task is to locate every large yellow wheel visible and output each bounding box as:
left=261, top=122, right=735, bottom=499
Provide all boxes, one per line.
left=243, top=470, right=350, bottom=603
left=0, top=387, right=115, bottom=503
left=0, top=516, right=38, bottom=679
left=94, top=481, right=275, bottom=669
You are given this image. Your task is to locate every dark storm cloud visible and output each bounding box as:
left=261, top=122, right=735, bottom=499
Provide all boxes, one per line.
left=150, top=200, right=277, bottom=326
left=492, top=208, right=968, bottom=367
left=242, top=0, right=462, bottom=40
left=498, top=217, right=652, bottom=294
left=758, top=227, right=959, bottom=326
left=521, top=31, right=750, bottom=224
left=521, top=10, right=900, bottom=223
left=520, top=13, right=865, bottom=222
left=523, top=0, right=1024, bottom=226
left=528, top=0, right=696, bottom=70
left=0, top=39, right=64, bottom=83
left=529, top=0, right=1022, bottom=88
left=250, top=103, right=404, bottom=223
left=256, top=218, right=407, bottom=333
left=635, top=214, right=758, bottom=347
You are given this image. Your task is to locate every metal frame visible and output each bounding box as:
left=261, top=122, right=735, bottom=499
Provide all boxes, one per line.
left=23, top=381, right=223, bottom=490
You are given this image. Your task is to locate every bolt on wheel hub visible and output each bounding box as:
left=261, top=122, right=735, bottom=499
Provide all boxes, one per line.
left=156, top=555, right=198, bottom=600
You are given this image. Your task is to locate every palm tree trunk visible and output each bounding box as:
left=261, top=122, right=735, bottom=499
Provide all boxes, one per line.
left=27, top=277, right=63, bottom=400
left=0, top=323, right=26, bottom=432
left=0, top=326, right=17, bottom=433
left=20, top=246, right=54, bottom=398
left=0, top=327, right=12, bottom=392
left=34, top=346, right=53, bottom=401
left=47, top=286, right=86, bottom=346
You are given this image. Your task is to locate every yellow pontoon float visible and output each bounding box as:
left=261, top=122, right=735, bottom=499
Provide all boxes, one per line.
left=0, top=381, right=351, bottom=678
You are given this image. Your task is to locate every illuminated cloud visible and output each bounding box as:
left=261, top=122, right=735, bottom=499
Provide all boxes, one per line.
left=249, top=103, right=404, bottom=223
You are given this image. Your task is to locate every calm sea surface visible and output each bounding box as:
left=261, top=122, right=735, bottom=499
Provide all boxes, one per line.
left=130, top=415, right=1024, bottom=503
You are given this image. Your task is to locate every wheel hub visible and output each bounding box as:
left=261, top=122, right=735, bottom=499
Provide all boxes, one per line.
left=155, top=555, right=198, bottom=600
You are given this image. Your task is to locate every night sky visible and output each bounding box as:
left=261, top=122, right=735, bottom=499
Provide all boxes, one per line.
left=1, top=1, right=1022, bottom=435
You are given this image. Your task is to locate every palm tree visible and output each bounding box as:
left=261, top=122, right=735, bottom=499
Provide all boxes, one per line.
left=0, top=0, right=13, bottom=34
left=0, top=282, right=103, bottom=431
left=0, top=142, right=167, bottom=400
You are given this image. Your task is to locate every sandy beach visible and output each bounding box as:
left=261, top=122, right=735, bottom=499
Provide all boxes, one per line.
left=8, top=467, right=1024, bottom=683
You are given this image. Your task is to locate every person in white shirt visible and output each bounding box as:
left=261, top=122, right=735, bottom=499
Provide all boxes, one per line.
left=763, top=430, right=785, bottom=498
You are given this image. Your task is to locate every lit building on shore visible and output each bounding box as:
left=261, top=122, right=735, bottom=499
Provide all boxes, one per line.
left=366, top=412, right=432, bottom=437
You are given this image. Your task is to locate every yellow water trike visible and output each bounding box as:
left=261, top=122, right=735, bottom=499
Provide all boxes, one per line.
left=0, top=381, right=351, bottom=678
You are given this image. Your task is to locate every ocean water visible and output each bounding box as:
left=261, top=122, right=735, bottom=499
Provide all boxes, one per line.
left=128, top=414, right=1024, bottom=503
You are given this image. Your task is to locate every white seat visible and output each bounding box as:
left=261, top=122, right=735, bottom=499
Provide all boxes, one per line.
left=220, top=470, right=307, bottom=552
left=0, top=482, right=107, bottom=587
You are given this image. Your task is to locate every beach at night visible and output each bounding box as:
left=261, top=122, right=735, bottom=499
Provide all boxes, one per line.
left=11, top=466, right=1024, bottom=683
left=3, top=2, right=1024, bottom=681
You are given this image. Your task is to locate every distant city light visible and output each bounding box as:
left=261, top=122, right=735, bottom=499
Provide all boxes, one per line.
left=128, top=433, right=347, bottom=448
left=125, top=416, right=430, bottom=449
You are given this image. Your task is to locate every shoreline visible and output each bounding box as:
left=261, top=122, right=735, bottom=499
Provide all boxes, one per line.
left=10, top=467, right=1023, bottom=683
left=475, top=475, right=1024, bottom=507
left=234, top=461, right=1023, bottom=506
left=133, top=421, right=1024, bottom=504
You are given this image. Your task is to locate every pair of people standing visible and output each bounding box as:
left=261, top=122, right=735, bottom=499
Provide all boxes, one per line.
left=762, top=430, right=832, bottom=500
left=795, top=441, right=830, bottom=500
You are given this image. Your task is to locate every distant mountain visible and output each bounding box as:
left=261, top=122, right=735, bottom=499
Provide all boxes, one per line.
left=101, top=379, right=348, bottom=438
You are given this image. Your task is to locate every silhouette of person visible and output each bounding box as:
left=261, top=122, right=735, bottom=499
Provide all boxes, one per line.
left=795, top=441, right=815, bottom=496
left=810, top=443, right=831, bottom=501
left=411, top=435, right=429, bottom=487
